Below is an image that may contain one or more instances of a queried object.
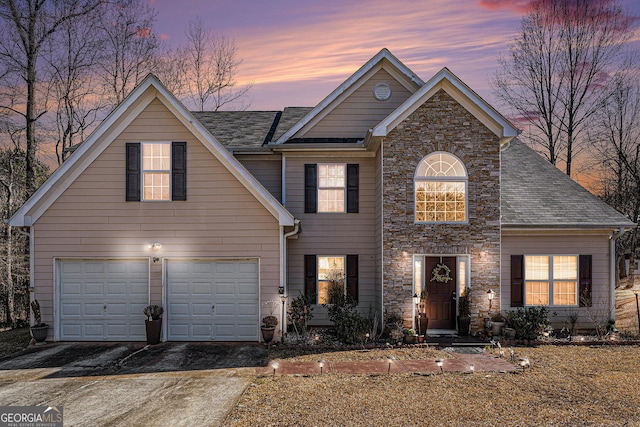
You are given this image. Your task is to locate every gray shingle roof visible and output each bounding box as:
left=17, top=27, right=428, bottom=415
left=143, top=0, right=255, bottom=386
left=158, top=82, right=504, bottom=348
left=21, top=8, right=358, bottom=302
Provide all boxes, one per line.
left=272, top=107, right=314, bottom=141
left=501, top=139, right=635, bottom=229
left=191, top=111, right=279, bottom=149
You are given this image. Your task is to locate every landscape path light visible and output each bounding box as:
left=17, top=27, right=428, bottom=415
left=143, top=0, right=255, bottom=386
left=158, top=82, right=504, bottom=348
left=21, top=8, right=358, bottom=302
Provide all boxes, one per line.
left=634, top=289, right=640, bottom=335
left=469, top=364, right=475, bottom=374
left=436, top=358, right=444, bottom=374
left=318, top=360, right=325, bottom=375
left=387, top=355, right=395, bottom=374
left=271, top=361, right=279, bottom=377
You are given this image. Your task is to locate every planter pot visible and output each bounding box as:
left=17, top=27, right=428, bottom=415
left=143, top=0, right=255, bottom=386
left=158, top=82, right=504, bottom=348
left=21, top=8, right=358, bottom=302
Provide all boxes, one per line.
left=417, top=335, right=424, bottom=343
left=145, top=319, right=162, bottom=345
left=261, top=326, right=275, bottom=343
left=30, top=324, right=48, bottom=344
left=491, top=321, right=505, bottom=336
left=503, top=327, right=516, bottom=340
left=415, top=315, right=428, bottom=336
left=403, top=334, right=416, bottom=344
left=457, top=316, right=471, bottom=337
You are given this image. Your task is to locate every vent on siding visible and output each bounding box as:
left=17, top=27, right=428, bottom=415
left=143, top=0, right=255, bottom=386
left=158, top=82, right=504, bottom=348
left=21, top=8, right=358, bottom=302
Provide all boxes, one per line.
left=374, top=83, right=392, bottom=101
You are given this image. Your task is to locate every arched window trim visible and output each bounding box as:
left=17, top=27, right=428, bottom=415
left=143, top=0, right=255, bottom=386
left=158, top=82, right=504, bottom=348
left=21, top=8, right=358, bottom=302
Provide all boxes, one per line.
left=414, top=152, right=468, bottom=224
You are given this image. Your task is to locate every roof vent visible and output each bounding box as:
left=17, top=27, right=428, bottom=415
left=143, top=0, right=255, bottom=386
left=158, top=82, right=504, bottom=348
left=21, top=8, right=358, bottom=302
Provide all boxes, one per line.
left=373, top=83, right=392, bottom=101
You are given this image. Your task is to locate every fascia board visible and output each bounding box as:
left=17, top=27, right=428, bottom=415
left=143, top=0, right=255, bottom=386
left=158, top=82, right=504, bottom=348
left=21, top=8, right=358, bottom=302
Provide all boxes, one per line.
left=152, top=84, right=296, bottom=227
left=372, top=68, right=519, bottom=139
left=274, top=48, right=423, bottom=144
left=9, top=78, right=158, bottom=227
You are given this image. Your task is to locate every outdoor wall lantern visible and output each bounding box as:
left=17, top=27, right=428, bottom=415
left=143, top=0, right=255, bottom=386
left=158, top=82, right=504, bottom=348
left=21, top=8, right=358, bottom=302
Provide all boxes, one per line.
left=149, top=242, right=161, bottom=250
left=487, top=289, right=495, bottom=311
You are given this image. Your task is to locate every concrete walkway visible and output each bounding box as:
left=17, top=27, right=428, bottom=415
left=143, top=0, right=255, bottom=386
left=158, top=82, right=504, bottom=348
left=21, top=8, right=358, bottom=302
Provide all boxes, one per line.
left=257, top=352, right=517, bottom=375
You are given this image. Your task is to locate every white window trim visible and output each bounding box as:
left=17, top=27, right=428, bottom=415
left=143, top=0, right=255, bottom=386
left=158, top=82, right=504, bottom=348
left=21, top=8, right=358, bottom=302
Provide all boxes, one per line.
left=317, top=255, right=346, bottom=304
left=414, top=152, right=468, bottom=224
left=524, top=254, right=579, bottom=307
left=317, top=163, right=346, bottom=213
left=141, top=141, right=171, bottom=202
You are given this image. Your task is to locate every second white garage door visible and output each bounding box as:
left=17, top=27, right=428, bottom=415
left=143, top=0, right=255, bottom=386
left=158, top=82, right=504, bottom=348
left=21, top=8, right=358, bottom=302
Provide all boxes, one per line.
left=166, top=259, right=259, bottom=341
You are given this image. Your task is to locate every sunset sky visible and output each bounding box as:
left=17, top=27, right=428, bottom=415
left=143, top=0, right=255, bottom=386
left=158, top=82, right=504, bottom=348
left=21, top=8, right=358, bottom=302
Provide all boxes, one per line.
left=152, top=0, right=640, bottom=111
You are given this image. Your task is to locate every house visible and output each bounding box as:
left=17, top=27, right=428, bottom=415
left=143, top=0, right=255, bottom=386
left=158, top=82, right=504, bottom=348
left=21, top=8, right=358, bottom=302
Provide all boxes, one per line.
left=10, top=48, right=635, bottom=342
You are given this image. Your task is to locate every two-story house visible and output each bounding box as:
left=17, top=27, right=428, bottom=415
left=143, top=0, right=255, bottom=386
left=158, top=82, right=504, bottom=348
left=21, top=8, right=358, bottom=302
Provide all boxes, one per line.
left=11, top=49, right=634, bottom=342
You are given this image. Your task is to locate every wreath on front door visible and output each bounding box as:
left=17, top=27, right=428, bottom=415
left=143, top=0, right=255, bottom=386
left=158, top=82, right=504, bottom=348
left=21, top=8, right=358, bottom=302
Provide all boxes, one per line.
left=430, top=263, right=452, bottom=283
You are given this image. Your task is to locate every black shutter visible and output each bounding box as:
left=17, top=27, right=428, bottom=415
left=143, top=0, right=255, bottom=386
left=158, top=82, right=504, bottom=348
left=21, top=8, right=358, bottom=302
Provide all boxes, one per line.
left=511, top=255, right=524, bottom=307
left=304, top=164, right=317, bottom=213
left=346, top=254, right=359, bottom=302
left=346, top=164, right=359, bottom=213
left=579, top=255, right=592, bottom=307
left=171, top=141, right=187, bottom=201
left=126, top=143, right=140, bottom=201
left=304, top=255, right=317, bottom=298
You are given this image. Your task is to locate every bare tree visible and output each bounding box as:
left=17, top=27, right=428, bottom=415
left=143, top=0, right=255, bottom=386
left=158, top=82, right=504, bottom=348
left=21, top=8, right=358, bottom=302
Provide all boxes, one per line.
left=97, top=0, right=160, bottom=105
left=0, top=0, right=103, bottom=196
left=182, top=17, right=251, bottom=111
left=493, top=0, right=635, bottom=176
left=46, top=7, right=107, bottom=164
left=150, top=45, right=188, bottom=96
left=590, top=65, right=640, bottom=287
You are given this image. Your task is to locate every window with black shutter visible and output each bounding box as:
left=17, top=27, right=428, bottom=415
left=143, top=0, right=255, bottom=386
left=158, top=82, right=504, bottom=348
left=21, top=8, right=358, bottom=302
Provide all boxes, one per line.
left=125, top=142, right=186, bottom=201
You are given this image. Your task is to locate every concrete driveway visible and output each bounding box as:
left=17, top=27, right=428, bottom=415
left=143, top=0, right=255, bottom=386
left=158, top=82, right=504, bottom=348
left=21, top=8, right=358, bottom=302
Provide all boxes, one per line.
left=0, top=342, right=267, bottom=426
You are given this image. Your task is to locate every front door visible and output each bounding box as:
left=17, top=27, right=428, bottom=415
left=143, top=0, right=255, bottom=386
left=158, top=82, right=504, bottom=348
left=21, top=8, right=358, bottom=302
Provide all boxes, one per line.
left=425, top=257, right=457, bottom=330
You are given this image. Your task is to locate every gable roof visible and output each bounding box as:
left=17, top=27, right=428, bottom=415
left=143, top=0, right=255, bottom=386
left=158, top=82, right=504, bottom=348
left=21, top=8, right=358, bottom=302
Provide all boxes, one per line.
left=371, top=67, right=518, bottom=144
left=274, top=48, right=423, bottom=144
left=192, top=111, right=280, bottom=150
left=501, top=139, right=635, bottom=229
left=10, top=74, right=296, bottom=227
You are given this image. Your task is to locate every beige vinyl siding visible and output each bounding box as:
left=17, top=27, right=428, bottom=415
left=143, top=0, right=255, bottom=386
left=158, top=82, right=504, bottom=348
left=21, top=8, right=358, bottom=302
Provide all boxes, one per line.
left=236, top=155, right=282, bottom=202
left=30, top=98, right=281, bottom=328
left=285, top=154, right=376, bottom=323
left=300, top=69, right=413, bottom=139
left=501, top=233, right=611, bottom=332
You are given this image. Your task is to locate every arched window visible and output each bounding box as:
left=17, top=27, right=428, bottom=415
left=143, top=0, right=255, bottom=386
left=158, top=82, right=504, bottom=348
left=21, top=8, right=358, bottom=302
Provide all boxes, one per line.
left=414, top=152, right=467, bottom=223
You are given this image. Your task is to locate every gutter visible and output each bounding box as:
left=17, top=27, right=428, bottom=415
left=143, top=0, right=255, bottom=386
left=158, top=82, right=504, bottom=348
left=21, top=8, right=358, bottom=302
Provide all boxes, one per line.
left=280, top=219, right=301, bottom=337
left=610, top=228, right=627, bottom=322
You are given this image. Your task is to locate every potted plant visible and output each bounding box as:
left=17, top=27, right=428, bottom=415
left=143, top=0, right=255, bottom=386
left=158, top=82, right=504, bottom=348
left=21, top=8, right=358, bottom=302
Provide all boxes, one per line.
left=261, top=315, right=278, bottom=343
left=491, top=312, right=506, bottom=336
left=143, top=304, right=164, bottom=345
left=415, top=290, right=429, bottom=337
left=457, top=287, right=471, bottom=336
left=29, top=299, right=48, bottom=344
left=402, top=328, right=416, bottom=344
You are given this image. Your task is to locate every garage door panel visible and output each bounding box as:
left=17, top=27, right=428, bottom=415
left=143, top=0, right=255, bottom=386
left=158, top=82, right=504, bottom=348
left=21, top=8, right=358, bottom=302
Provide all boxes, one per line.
left=167, top=259, right=259, bottom=341
left=84, top=303, right=105, bottom=316
left=59, top=259, right=149, bottom=341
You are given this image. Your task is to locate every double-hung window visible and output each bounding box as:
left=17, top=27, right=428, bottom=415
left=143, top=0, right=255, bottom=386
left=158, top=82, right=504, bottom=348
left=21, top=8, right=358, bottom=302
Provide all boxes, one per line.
left=304, top=163, right=359, bottom=213
left=524, top=255, right=578, bottom=306
left=126, top=141, right=186, bottom=202
left=317, top=256, right=345, bottom=304
left=304, top=254, right=359, bottom=304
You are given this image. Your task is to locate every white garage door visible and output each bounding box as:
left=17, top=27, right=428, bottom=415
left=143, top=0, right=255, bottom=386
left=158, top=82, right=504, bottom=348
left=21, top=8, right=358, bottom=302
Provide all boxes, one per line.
left=166, top=259, right=259, bottom=341
left=58, top=259, right=149, bottom=341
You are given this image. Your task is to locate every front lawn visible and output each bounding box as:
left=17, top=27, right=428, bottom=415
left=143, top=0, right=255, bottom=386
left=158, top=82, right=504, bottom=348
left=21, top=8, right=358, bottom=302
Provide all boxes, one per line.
left=226, top=345, right=640, bottom=426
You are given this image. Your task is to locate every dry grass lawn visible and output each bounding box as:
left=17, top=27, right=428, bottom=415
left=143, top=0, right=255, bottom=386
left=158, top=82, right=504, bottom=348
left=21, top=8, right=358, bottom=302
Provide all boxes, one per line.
left=226, top=345, right=640, bottom=426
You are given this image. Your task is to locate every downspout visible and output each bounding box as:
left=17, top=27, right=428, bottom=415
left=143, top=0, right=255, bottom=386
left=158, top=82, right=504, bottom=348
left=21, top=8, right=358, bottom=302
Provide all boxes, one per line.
left=610, top=228, right=626, bottom=322
left=280, top=219, right=300, bottom=337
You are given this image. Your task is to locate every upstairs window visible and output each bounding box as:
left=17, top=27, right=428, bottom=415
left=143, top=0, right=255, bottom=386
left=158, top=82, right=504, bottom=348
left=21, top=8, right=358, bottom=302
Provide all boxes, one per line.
left=318, top=164, right=345, bottom=212
left=126, top=141, right=186, bottom=202
left=414, top=152, right=467, bottom=223
left=142, top=143, right=171, bottom=201
left=304, top=163, right=359, bottom=213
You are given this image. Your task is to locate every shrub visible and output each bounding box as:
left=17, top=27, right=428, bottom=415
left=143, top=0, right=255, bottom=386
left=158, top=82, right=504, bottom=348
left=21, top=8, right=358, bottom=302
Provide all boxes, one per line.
left=504, top=306, right=549, bottom=340
left=323, top=293, right=369, bottom=344
left=287, top=292, right=315, bottom=336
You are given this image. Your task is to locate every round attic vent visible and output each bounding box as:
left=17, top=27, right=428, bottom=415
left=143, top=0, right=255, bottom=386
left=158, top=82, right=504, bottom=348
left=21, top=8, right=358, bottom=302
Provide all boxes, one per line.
left=373, top=82, right=392, bottom=101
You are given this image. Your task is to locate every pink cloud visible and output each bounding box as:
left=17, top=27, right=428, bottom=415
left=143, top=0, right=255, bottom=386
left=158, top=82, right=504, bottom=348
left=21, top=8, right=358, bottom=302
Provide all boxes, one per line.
left=159, top=33, right=170, bottom=41
left=478, top=0, right=532, bottom=14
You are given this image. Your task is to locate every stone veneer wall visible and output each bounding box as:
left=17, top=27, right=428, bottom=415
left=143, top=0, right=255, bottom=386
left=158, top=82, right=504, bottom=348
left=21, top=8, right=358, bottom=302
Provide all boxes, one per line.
left=382, top=89, right=501, bottom=331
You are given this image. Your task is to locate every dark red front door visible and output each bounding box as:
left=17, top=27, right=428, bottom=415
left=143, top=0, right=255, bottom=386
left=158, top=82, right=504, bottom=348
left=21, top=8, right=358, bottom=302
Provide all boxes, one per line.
left=425, top=257, right=457, bottom=330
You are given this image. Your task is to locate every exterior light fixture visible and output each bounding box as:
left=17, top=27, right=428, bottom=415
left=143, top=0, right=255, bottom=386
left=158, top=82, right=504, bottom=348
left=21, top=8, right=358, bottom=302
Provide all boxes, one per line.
left=271, top=361, right=280, bottom=377
left=469, top=364, right=475, bottom=373
left=413, top=293, right=419, bottom=306
left=634, top=289, right=640, bottom=335
left=487, top=289, right=495, bottom=311
left=319, top=359, right=325, bottom=375
left=314, top=334, right=320, bottom=344
left=519, top=357, right=530, bottom=372
left=436, top=358, right=444, bottom=374
left=149, top=242, right=161, bottom=250
left=387, top=355, right=395, bottom=374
